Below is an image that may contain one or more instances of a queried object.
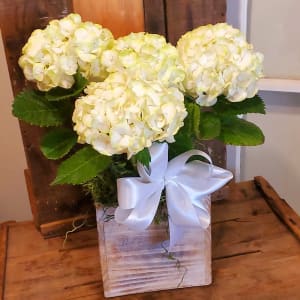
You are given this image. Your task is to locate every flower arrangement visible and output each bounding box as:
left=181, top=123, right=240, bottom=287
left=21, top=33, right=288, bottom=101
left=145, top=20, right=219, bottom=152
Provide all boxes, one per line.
left=12, top=14, right=265, bottom=208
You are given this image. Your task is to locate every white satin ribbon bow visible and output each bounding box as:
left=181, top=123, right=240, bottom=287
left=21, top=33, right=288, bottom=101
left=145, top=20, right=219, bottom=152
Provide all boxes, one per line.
left=115, top=142, right=233, bottom=250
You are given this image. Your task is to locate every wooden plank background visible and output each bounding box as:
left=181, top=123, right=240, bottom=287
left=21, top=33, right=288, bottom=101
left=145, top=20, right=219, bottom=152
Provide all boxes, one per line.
left=0, top=0, right=227, bottom=235
left=0, top=0, right=89, bottom=231
left=165, top=0, right=226, bottom=44
left=73, top=0, right=144, bottom=38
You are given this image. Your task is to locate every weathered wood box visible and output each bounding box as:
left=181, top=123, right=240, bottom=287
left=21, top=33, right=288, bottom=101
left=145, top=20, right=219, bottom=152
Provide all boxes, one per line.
left=96, top=207, right=212, bottom=297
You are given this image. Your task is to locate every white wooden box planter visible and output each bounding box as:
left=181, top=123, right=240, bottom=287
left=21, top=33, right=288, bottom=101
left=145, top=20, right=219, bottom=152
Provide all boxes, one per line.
left=96, top=207, right=212, bottom=298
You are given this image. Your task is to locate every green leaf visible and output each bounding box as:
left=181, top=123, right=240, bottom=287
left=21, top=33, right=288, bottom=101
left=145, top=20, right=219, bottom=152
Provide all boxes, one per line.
left=12, top=90, right=67, bottom=127
left=184, top=102, right=194, bottom=135
left=213, top=95, right=266, bottom=116
left=168, top=133, right=194, bottom=159
left=182, top=101, right=201, bottom=139
left=134, top=148, right=151, bottom=168
left=218, top=116, right=265, bottom=146
left=199, top=111, right=221, bottom=140
left=168, top=100, right=196, bottom=158
left=192, top=103, right=201, bottom=139
left=52, top=146, right=112, bottom=185
left=40, top=128, right=78, bottom=160
left=45, top=71, right=88, bottom=101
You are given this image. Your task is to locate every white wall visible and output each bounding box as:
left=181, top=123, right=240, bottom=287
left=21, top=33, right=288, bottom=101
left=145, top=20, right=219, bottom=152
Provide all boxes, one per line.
left=241, top=92, right=300, bottom=214
left=227, top=0, right=300, bottom=215
left=0, top=30, right=32, bottom=221
left=248, top=0, right=300, bottom=80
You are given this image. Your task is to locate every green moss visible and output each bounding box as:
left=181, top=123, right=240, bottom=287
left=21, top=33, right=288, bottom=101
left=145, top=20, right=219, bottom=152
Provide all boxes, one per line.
left=82, top=154, right=137, bottom=207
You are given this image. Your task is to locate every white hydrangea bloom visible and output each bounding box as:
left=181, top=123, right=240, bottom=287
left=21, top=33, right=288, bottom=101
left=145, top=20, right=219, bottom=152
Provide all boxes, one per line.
left=177, top=23, right=264, bottom=106
left=19, top=14, right=82, bottom=91
left=18, top=14, right=114, bottom=91
left=101, top=32, right=185, bottom=88
left=72, top=72, right=187, bottom=158
left=72, top=21, right=114, bottom=81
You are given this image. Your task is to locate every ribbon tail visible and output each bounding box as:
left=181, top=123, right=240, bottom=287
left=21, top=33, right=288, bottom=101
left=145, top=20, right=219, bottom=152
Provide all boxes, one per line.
left=166, top=182, right=211, bottom=251
left=168, top=197, right=211, bottom=252
left=168, top=217, right=187, bottom=251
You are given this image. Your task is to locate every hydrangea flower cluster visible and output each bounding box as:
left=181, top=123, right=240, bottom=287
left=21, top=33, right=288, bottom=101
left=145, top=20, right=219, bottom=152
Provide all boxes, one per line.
left=72, top=73, right=187, bottom=158
left=72, top=21, right=114, bottom=81
left=71, top=32, right=187, bottom=157
left=101, top=32, right=185, bottom=88
left=14, top=14, right=266, bottom=189
left=177, top=23, right=264, bottom=106
left=18, top=14, right=113, bottom=91
left=17, top=14, right=265, bottom=159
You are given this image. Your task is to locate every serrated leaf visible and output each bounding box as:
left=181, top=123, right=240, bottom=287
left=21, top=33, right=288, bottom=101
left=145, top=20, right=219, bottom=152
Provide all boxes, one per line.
left=134, top=148, right=151, bottom=168
left=218, top=116, right=265, bottom=146
left=213, top=95, right=266, bottom=116
left=45, top=71, right=88, bottom=101
left=40, top=128, right=78, bottom=160
left=52, top=146, right=112, bottom=185
left=199, top=111, right=221, bottom=140
left=12, top=90, right=67, bottom=127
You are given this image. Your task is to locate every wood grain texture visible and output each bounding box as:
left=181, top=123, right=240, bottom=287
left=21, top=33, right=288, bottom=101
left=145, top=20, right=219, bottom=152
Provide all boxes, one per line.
left=254, top=176, right=300, bottom=241
left=2, top=179, right=300, bottom=299
left=0, top=223, right=8, bottom=300
left=165, top=0, right=226, bottom=44
left=40, top=213, right=96, bottom=238
left=73, top=0, right=144, bottom=38
left=143, top=0, right=166, bottom=36
left=0, top=222, right=15, bottom=300
left=0, top=0, right=95, bottom=233
left=24, top=169, right=40, bottom=228
left=197, top=139, right=226, bottom=168
left=96, top=207, right=211, bottom=297
left=19, top=124, right=89, bottom=228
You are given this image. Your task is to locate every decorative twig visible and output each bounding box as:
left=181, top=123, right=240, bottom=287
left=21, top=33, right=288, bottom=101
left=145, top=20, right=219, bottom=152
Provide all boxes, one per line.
left=62, top=213, right=93, bottom=249
left=161, top=241, right=188, bottom=287
left=100, top=207, right=115, bottom=222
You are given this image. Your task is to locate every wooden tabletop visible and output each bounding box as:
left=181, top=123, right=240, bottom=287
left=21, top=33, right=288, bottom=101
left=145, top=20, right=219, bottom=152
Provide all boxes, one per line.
left=1, top=177, right=300, bottom=300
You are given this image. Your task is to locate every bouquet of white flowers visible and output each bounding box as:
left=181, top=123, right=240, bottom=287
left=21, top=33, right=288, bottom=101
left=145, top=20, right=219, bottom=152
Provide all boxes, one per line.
left=12, top=13, right=265, bottom=297
left=13, top=14, right=264, bottom=196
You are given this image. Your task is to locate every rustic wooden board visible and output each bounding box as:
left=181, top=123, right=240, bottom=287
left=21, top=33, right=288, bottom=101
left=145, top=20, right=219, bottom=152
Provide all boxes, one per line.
left=0, top=0, right=89, bottom=233
left=0, top=222, right=10, bottom=300
left=165, top=0, right=226, bottom=44
left=73, top=0, right=144, bottom=38
left=143, top=0, right=166, bottom=36
left=254, top=176, right=300, bottom=239
left=1, top=179, right=300, bottom=299
left=144, top=0, right=226, bottom=45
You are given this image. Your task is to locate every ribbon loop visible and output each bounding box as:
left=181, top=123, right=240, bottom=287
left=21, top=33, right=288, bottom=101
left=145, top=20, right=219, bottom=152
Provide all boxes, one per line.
left=115, top=142, right=233, bottom=250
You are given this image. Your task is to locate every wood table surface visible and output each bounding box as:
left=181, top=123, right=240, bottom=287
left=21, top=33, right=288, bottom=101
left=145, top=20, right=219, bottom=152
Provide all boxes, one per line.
left=1, top=177, right=300, bottom=300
